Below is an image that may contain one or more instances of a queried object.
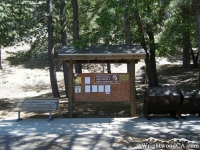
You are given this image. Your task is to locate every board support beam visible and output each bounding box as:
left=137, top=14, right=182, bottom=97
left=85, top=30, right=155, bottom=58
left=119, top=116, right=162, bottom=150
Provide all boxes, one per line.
left=68, top=59, right=74, bottom=118
left=130, top=59, right=136, bottom=117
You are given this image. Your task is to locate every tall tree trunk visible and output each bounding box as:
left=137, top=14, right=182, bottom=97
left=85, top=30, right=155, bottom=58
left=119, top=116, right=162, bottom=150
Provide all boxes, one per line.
left=107, top=63, right=111, bottom=73
left=60, top=0, right=68, bottom=98
left=182, top=31, right=191, bottom=71
left=60, top=1, right=68, bottom=46
left=104, top=36, right=111, bottom=73
left=146, top=27, right=159, bottom=87
left=124, top=0, right=131, bottom=73
left=72, top=0, right=82, bottom=73
left=134, top=10, right=159, bottom=87
left=192, top=0, right=200, bottom=88
left=191, top=48, right=198, bottom=67
left=47, top=0, right=60, bottom=97
left=181, top=4, right=191, bottom=72
left=0, top=45, right=2, bottom=69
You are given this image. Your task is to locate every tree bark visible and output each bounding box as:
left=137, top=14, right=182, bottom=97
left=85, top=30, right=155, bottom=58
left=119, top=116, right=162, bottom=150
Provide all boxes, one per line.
left=47, top=0, right=60, bottom=97
left=60, top=0, right=68, bottom=98
left=60, top=0, right=68, bottom=46
left=0, top=45, right=2, bottom=69
left=134, top=10, right=159, bottom=87
left=107, top=63, right=111, bottom=73
left=197, top=14, right=200, bottom=88
left=192, top=0, right=200, bottom=88
left=146, top=27, right=159, bottom=87
left=104, top=37, right=111, bottom=73
left=191, top=48, right=198, bottom=67
left=182, top=31, right=191, bottom=71
left=124, top=0, right=131, bottom=73
left=180, top=4, right=191, bottom=72
left=72, top=0, right=82, bottom=73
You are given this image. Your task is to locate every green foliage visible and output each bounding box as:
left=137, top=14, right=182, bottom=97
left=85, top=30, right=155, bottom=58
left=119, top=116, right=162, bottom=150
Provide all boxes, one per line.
left=1, top=0, right=198, bottom=61
left=157, top=0, right=196, bottom=56
left=6, top=50, right=33, bottom=61
left=0, top=0, right=48, bottom=61
left=72, top=0, right=127, bottom=47
left=0, top=0, right=36, bottom=46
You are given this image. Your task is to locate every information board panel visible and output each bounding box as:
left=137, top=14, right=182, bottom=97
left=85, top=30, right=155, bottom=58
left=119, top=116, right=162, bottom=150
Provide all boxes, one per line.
left=94, top=74, right=120, bottom=84
left=74, top=73, right=130, bottom=102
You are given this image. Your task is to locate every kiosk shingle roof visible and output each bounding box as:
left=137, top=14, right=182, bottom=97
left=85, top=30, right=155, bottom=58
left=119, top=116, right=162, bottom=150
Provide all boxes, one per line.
left=58, top=45, right=146, bottom=63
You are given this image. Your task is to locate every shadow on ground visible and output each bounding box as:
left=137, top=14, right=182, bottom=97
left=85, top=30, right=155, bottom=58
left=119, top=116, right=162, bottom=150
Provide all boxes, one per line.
left=0, top=116, right=200, bottom=149
left=5, top=50, right=51, bottom=69
left=0, top=86, right=146, bottom=120
left=158, top=64, right=199, bottom=90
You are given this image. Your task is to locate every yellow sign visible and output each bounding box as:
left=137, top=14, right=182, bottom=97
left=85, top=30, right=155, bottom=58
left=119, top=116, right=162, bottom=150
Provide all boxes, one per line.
left=74, top=77, right=81, bottom=85
left=119, top=74, right=129, bottom=82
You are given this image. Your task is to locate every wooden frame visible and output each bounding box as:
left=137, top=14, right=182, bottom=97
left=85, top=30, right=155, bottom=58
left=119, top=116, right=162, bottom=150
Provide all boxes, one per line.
left=58, top=45, right=146, bottom=118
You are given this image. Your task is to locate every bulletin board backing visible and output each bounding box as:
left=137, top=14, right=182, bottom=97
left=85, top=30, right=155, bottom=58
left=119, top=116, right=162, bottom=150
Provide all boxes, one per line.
left=74, top=73, right=130, bottom=102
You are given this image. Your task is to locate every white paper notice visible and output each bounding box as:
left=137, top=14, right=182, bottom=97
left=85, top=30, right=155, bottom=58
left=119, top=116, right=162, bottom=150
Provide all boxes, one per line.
left=98, top=85, right=104, bottom=92
left=85, top=77, right=90, bottom=84
left=105, top=85, right=111, bottom=94
left=85, top=85, right=90, bottom=92
left=92, top=85, right=97, bottom=92
left=75, top=86, right=81, bottom=93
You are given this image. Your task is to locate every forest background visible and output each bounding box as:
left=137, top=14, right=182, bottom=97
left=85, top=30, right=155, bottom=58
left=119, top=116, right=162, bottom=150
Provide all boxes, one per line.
left=1, top=0, right=200, bottom=118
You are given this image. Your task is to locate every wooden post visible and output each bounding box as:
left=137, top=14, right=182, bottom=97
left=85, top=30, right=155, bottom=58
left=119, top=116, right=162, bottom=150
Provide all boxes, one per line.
left=130, top=59, right=136, bottom=117
left=68, top=59, right=73, bottom=118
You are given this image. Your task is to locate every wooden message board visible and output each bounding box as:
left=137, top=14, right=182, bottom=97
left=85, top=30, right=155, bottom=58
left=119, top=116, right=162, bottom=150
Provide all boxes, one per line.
left=74, top=73, right=130, bottom=102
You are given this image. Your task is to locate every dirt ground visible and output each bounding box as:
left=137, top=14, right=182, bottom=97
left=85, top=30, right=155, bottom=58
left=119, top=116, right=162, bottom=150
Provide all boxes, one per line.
left=0, top=45, right=199, bottom=119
